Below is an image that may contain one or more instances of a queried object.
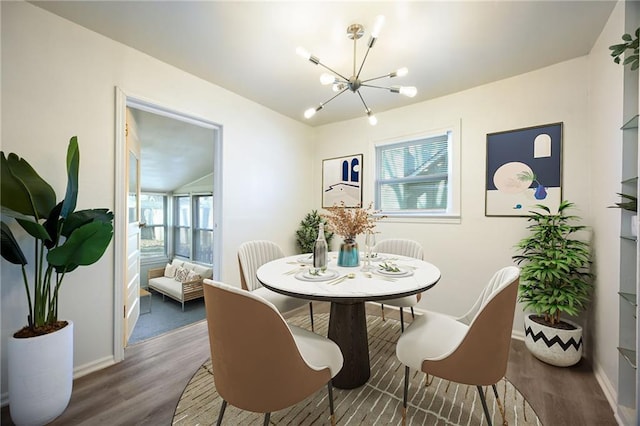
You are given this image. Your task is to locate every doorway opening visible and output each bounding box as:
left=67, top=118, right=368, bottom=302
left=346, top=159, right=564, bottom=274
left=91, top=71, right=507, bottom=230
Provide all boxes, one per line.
left=114, top=88, right=222, bottom=360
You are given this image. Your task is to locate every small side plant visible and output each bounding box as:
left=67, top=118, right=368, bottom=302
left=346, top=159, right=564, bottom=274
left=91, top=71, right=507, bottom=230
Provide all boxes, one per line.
left=609, top=193, right=637, bottom=212
left=295, top=210, right=333, bottom=253
left=512, top=201, right=593, bottom=326
left=609, top=27, right=639, bottom=70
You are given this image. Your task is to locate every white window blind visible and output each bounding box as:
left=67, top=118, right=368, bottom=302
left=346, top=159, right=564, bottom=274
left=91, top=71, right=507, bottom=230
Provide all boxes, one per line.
left=375, top=131, right=451, bottom=213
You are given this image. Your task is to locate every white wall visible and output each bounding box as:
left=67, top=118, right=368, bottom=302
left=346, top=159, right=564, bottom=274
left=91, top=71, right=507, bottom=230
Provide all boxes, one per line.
left=1, top=1, right=314, bottom=397
left=314, top=57, right=593, bottom=334
left=587, top=0, right=625, bottom=407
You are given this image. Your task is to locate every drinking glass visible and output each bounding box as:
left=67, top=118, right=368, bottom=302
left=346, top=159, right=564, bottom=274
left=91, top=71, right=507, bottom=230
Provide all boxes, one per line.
left=361, top=231, right=376, bottom=272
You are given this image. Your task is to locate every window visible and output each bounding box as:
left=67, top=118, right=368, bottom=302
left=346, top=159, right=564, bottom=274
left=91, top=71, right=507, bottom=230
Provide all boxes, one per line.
left=140, top=194, right=166, bottom=257
left=375, top=129, right=458, bottom=218
left=170, top=193, right=214, bottom=263
left=194, top=195, right=214, bottom=264
left=139, top=192, right=214, bottom=264
left=174, top=195, right=191, bottom=258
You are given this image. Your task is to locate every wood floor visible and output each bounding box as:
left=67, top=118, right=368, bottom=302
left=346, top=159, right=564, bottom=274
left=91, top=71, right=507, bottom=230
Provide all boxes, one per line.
left=1, top=302, right=617, bottom=425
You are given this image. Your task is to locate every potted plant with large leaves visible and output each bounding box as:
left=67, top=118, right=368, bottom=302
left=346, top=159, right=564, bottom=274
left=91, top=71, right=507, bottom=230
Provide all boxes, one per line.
left=1, top=136, right=114, bottom=425
left=512, top=200, right=592, bottom=367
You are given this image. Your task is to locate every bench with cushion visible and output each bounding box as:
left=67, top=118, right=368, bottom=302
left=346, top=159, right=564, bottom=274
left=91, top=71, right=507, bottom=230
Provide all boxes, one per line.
left=147, top=259, right=213, bottom=310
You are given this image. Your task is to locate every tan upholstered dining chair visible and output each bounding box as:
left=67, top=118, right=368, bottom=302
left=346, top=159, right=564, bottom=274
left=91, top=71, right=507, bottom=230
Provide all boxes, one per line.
left=238, top=240, right=315, bottom=330
left=395, top=266, right=520, bottom=426
left=203, top=279, right=343, bottom=425
left=373, top=238, right=425, bottom=331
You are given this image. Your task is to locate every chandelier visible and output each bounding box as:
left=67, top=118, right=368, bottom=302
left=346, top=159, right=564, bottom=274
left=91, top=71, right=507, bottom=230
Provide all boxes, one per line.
left=297, top=15, right=417, bottom=126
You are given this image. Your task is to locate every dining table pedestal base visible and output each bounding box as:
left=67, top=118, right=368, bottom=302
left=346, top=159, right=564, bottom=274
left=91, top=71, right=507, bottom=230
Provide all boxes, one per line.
left=328, top=301, right=370, bottom=389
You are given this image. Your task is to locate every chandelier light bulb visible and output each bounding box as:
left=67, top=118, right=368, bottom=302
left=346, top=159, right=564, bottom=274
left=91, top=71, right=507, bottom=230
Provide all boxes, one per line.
left=320, top=73, right=336, bottom=85
left=304, top=108, right=317, bottom=119
left=395, top=67, right=408, bottom=77
left=371, top=15, right=385, bottom=38
left=296, top=47, right=311, bottom=60
left=367, top=112, right=378, bottom=126
left=333, top=83, right=346, bottom=92
left=399, top=86, right=417, bottom=98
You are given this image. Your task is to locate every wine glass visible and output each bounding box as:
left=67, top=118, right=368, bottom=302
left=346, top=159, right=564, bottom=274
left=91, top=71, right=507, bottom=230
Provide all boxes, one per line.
left=361, top=231, right=376, bottom=272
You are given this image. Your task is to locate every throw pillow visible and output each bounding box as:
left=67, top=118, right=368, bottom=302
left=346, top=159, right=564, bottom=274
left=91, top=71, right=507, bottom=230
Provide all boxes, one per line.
left=174, top=266, right=189, bottom=282
left=186, top=270, right=202, bottom=282
left=164, top=263, right=177, bottom=278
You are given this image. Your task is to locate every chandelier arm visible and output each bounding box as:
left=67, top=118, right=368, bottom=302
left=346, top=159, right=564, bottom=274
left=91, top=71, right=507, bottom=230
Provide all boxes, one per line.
left=360, top=83, right=392, bottom=90
left=357, top=90, right=371, bottom=112
left=317, top=62, right=350, bottom=82
left=355, top=45, right=373, bottom=80
left=353, top=33, right=358, bottom=76
left=361, top=73, right=393, bottom=83
left=317, top=88, right=350, bottom=108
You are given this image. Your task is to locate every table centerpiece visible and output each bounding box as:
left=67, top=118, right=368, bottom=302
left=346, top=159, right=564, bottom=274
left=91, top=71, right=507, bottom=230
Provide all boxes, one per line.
left=323, top=203, right=383, bottom=267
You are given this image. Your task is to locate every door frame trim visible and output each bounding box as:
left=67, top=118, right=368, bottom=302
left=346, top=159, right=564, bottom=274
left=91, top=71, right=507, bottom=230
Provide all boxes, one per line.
left=114, top=87, right=223, bottom=360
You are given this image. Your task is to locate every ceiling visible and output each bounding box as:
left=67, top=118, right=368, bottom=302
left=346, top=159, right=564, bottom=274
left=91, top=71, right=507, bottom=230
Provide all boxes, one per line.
left=129, top=108, right=215, bottom=193
left=32, top=1, right=616, bottom=127
left=29, top=1, right=616, bottom=193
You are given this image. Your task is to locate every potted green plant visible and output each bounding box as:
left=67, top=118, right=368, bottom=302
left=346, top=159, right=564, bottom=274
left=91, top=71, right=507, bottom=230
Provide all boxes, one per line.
left=1, top=136, right=114, bottom=425
left=512, top=200, right=592, bottom=367
left=295, top=210, right=334, bottom=253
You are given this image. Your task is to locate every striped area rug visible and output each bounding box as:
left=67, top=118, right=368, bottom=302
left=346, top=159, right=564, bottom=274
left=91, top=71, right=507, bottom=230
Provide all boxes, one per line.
left=173, top=314, right=542, bottom=425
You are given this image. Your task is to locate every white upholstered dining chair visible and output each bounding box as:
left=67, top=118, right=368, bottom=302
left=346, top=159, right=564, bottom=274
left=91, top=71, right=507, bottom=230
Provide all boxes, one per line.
left=395, top=266, right=520, bottom=426
left=203, top=279, right=343, bottom=425
left=373, top=238, right=425, bottom=331
left=238, top=240, right=315, bottom=330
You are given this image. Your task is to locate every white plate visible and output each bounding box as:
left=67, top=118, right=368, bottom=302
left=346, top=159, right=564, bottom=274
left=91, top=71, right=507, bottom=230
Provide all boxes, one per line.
left=295, top=269, right=339, bottom=282
left=374, top=268, right=414, bottom=278
left=297, top=255, right=314, bottom=264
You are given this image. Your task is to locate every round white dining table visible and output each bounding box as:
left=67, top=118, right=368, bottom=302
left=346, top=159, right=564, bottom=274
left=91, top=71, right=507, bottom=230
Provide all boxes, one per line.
left=256, top=252, right=441, bottom=389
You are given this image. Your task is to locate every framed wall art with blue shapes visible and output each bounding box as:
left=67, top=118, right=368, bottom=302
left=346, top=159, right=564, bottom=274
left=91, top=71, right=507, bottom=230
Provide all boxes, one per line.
left=322, top=154, right=363, bottom=208
left=485, top=123, right=562, bottom=217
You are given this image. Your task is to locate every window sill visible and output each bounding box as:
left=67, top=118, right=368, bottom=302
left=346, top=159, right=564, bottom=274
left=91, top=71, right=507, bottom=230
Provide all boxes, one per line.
left=141, top=256, right=170, bottom=266
left=378, top=213, right=461, bottom=224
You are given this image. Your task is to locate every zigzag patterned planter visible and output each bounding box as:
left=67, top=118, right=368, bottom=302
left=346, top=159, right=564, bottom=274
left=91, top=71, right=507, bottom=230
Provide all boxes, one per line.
left=524, top=314, right=582, bottom=367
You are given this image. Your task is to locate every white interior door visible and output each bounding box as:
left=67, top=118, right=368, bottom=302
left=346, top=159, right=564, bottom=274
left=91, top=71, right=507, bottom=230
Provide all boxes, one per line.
left=124, top=107, right=142, bottom=344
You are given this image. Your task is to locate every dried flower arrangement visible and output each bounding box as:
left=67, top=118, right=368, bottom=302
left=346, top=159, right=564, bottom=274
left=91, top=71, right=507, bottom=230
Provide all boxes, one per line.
left=322, top=202, right=384, bottom=239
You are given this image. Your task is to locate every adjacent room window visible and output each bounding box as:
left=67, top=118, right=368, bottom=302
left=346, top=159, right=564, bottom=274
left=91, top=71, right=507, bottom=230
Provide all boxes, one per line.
left=140, top=194, right=167, bottom=258
left=375, top=129, right=458, bottom=218
left=169, top=193, right=214, bottom=263
left=194, top=195, right=214, bottom=264
left=174, top=195, right=191, bottom=258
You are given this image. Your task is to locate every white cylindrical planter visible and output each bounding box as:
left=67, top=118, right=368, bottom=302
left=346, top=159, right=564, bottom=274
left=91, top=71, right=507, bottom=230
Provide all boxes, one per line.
left=631, top=214, right=638, bottom=237
left=8, top=321, right=73, bottom=426
left=524, top=315, right=582, bottom=367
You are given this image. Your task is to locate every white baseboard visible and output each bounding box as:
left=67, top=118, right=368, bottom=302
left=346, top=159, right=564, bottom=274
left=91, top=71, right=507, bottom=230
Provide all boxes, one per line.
left=73, top=355, right=117, bottom=379
left=511, top=329, right=525, bottom=341
left=593, top=362, right=618, bottom=420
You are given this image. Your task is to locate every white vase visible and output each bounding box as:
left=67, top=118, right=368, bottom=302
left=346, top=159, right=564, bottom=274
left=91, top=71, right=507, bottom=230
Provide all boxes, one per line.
left=8, top=321, right=74, bottom=426
left=524, top=315, right=582, bottom=367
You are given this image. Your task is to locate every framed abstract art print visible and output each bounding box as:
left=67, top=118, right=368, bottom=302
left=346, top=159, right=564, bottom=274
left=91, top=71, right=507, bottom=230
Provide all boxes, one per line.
left=485, top=123, right=563, bottom=217
left=322, top=154, right=363, bottom=208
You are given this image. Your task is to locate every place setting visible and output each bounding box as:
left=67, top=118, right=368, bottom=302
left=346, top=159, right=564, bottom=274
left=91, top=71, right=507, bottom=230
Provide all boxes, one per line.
left=372, top=261, right=414, bottom=278
left=294, top=267, right=341, bottom=282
